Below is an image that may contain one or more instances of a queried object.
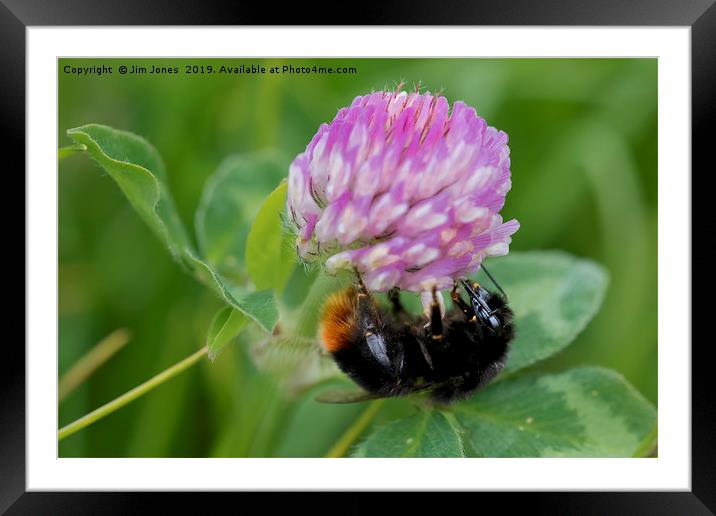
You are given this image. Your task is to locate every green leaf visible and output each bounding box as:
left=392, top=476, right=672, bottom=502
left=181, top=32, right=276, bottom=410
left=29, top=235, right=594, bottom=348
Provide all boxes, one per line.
left=353, top=411, right=465, bottom=458
left=195, top=152, right=289, bottom=280
left=67, top=125, right=277, bottom=332
left=206, top=307, right=249, bottom=361
left=354, top=367, right=656, bottom=458
left=186, top=250, right=278, bottom=333
left=245, top=180, right=296, bottom=291
left=66, top=124, right=193, bottom=265
left=453, top=367, right=656, bottom=457
left=474, top=250, right=609, bottom=373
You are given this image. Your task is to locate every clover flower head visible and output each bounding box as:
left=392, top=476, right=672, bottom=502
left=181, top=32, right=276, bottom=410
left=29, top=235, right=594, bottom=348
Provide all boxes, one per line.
left=287, top=85, right=519, bottom=300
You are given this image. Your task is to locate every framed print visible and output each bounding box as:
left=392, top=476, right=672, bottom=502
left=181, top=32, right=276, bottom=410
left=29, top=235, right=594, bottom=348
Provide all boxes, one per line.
left=6, top=0, right=713, bottom=512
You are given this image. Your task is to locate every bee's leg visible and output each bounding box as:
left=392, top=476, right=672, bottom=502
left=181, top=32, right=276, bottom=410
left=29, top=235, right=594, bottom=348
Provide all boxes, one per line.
left=418, top=337, right=434, bottom=370
left=416, top=287, right=444, bottom=369
left=353, top=268, right=382, bottom=329
left=451, top=282, right=474, bottom=320
left=354, top=280, right=397, bottom=373
left=353, top=267, right=369, bottom=295
left=428, top=287, right=444, bottom=341
left=458, top=282, right=486, bottom=339
left=388, top=288, right=405, bottom=315
left=352, top=268, right=378, bottom=323
left=356, top=291, right=382, bottom=329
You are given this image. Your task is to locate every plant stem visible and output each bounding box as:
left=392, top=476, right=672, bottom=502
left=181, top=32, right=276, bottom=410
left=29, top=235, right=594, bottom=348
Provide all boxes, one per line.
left=325, top=399, right=385, bottom=458
left=58, top=346, right=208, bottom=441
left=58, top=143, right=86, bottom=161
left=59, top=328, right=131, bottom=402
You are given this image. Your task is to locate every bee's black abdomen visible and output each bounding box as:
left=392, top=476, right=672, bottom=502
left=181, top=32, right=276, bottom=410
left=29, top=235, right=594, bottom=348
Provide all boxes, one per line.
left=331, top=323, right=427, bottom=397
left=331, top=338, right=403, bottom=396
left=426, top=292, right=514, bottom=403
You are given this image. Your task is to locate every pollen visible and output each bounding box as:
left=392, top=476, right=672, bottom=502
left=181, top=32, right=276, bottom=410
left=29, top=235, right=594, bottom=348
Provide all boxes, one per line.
left=320, top=288, right=357, bottom=353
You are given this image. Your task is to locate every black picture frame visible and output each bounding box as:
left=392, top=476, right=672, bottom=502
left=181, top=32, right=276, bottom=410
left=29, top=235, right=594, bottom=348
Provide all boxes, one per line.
left=6, top=1, right=712, bottom=513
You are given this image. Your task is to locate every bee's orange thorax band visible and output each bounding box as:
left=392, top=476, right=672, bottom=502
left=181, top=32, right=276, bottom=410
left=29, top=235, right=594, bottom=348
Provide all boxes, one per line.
left=320, top=288, right=357, bottom=353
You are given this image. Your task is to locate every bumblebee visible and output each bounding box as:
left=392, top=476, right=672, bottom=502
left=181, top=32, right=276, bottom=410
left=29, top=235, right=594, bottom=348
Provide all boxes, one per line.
left=318, top=269, right=514, bottom=404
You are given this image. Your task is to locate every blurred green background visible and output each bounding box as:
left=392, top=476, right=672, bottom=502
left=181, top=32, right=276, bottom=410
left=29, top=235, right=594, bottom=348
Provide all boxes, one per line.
left=58, top=58, right=657, bottom=457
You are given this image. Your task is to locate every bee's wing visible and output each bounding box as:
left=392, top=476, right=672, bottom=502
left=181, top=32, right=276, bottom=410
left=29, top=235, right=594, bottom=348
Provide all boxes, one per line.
left=314, top=380, right=450, bottom=404
left=314, top=388, right=388, bottom=404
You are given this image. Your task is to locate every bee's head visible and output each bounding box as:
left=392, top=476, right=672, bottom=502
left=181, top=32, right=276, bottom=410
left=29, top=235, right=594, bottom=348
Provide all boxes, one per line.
left=460, top=280, right=505, bottom=337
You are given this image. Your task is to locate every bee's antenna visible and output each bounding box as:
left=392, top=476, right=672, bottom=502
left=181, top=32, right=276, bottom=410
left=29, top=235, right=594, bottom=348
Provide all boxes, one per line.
left=481, top=264, right=507, bottom=299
